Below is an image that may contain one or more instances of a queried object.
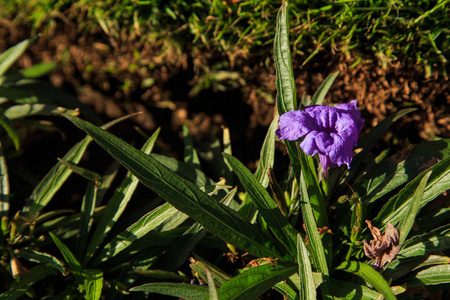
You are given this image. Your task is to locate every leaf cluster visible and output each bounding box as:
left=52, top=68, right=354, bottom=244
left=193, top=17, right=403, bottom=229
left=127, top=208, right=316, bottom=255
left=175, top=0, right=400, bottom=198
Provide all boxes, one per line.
left=0, top=3, right=450, bottom=300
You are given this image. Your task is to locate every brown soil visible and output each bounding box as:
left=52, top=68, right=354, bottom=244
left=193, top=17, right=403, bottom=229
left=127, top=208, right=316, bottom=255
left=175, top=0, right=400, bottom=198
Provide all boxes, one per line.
left=0, top=16, right=449, bottom=168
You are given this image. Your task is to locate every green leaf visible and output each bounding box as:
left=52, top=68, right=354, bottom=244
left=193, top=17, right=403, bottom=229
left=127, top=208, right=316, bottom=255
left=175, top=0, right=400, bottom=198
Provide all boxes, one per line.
left=384, top=255, right=450, bottom=282
left=23, top=113, right=139, bottom=218
left=190, top=255, right=232, bottom=288
left=399, top=224, right=450, bottom=259
left=0, top=264, right=58, bottom=300
left=84, top=130, right=160, bottom=264
left=374, top=155, right=450, bottom=228
left=308, top=71, right=339, bottom=106
left=356, top=139, right=450, bottom=204
left=4, top=104, right=78, bottom=119
left=298, top=172, right=330, bottom=296
left=91, top=202, right=179, bottom=266
left=274, top=281, right=300, bottom=300
left=152, top=153, right=214, bottom=187
left=274, top=1, right=296, bottom=114
left=77, top=182, right=98, bottom=258
left=239, top=115, right=278, bottom=222
left=336, top=261, right=396, bottom=300
left=224, top=153, right=297, bottom=258
left=297, top=234, right=316, bottom=300
left=84, top=269, right=103, bottom=300
left=0, top=106, right=20, bottom=150
left=65, top=115, right=289, bottom=261
left=0, top=145, right=9, bottom=218
left=216, top=263, right=297, bottom=300
left=49, top=232, right=85, bottom=289
left=397, top=170, right=432, bottom=245
left=327, top=279, right=380, bottom=300
left=16, top=248, right=67, bottom=275
left=346, top=108, right=417, bottom=181
left=404, top=264, right=450, bottom=287
left=130, top=283, right=208, bottom=300
left=0, top=36, right=39, bottom=77
left=206, top=267, right=219, bottom=300
left=20, top=61, right=57, bottom=78
left=183, top=124, right=201, bottom=169
left=57, top=158, right=102, bottom=182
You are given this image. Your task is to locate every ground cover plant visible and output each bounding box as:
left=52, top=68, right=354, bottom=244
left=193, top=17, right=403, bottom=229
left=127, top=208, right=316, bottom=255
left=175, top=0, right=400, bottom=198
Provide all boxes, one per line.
left=0, top=4, right=450, bottom=299
left=0, top=2, right=450, bottom=300
left=0, top=0, right=448, bottom=145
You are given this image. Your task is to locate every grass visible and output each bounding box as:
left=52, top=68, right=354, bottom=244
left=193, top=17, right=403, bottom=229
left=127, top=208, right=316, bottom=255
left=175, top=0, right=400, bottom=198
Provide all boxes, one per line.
left=1, top=0, right=449, bottom=74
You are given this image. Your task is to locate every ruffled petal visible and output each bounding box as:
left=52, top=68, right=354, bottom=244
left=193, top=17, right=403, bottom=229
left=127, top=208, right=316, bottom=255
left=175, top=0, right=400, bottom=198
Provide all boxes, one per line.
left=300, top=131, right=320, bottom=156
left=276, top=110, right=317, bottom=141
left=336, top=100, right=364, bottom=133
left=315, top=131, right=335, bottom=154
left=328, top=133, right=353, bottom=168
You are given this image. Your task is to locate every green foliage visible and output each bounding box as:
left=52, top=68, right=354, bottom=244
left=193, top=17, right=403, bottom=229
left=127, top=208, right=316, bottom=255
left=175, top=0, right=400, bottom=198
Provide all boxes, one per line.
left=0, top=3, right=449, bottom=300
left=2, top=0, right=449, bottom=73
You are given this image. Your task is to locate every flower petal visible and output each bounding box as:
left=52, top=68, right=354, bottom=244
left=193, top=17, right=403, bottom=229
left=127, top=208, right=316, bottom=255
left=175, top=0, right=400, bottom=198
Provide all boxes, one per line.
left=336, top=100, right=364, bottom=133
left=276, top=110, right=317, bottom=141
left=299, top=131, right=319, bottom=156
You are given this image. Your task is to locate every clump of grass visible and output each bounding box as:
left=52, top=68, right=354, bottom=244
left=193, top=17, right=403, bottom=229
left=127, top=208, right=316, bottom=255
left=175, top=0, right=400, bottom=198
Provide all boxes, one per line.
left=2, top=0, right=448, bottom=73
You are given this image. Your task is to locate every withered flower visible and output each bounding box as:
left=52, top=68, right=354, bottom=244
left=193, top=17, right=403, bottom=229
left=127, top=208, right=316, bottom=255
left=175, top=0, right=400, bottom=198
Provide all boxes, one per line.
left=363, top=220, right=401, bottom=269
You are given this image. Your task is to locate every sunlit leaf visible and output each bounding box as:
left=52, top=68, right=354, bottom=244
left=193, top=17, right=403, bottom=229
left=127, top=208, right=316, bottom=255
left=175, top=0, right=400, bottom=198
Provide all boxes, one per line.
left=130, top=283, right=208, bottom=300
left=65, top=115, right=290, bottom=261
left=337, top=261, right=396, bottom=300
left=216, top=263, right=297, bottom=300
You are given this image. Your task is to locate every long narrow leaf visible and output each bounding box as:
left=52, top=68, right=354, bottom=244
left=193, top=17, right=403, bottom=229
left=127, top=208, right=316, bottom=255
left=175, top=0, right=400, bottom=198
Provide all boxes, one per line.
left=49, top=232, right=85, bottom=289
left=397, top=170, right=432, bottom=245
left=65, top=115, right=290, bottom=261
left=224, top=153, right=297, bottom=258
left=84, top=269, right=103, bottom=300
left=216, top=263, right=297, bottom=300
left=0, top=36, right=39, bottom=77
left=309, top=71, right=339, bottom=106
left=374, top=155, right=450, bottom=227
left=337, top=261, right=396, bottom=300
left=84, top=129, right=160, bottom=264
left=77, top=182, right=98, bottom=258
left=130, top=283, right=208, bottom=300
left=0, top=107, right=20, bottom=150
left=297, top=234, right=316, bottom=300
left=0, top=145, right=9, bottom=217
left=24, top=113, right=141, bottom=218
left=91, top=202, right=179, bottom=266
left=0, top=265, right=57, bottom=300
left=298, top=172, right=330, bottom=296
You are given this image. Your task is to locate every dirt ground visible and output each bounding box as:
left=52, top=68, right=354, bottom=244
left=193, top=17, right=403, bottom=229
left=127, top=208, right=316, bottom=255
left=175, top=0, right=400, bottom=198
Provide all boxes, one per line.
left=0, top=17, right=449, bottom=168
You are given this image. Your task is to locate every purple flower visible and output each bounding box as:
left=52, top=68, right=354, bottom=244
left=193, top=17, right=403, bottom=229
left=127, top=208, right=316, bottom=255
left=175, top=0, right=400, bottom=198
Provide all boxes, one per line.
left=276, top=100, right=364, bottom=173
